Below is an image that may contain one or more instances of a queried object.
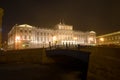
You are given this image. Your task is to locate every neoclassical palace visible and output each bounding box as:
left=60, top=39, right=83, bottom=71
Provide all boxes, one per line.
left=8, top=23, right=96, bottom=49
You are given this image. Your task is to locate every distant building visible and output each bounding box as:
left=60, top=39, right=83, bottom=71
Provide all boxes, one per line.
left=96, top=31, right=120, bottom=45
left=8, top=23, right=96, bottom=49
left=0, top=8, right=4, bottom=49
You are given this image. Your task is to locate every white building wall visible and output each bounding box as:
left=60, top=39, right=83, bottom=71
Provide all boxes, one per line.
left=8, top=24, right=96, bottom=49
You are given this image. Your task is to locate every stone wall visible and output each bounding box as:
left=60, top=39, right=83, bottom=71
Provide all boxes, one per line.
left=0, top=48, right=46, bottom=64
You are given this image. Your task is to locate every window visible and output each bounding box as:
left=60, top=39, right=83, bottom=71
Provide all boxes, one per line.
left=41, top=32, right=43, bottom=35
left=29, top=36, right=31, bottom=39
left=24, top=35, right=27, bottom=39
left=29, top=30, right=31, bottom=33
left=115, top=36, right=118, bottom=40
left=37, top=37, right=39, bottom=41
left=41, top=37, right=43, bottom=41
left=118, top=35, right=120, bottom=39
left=44, top=33, right=46, bottom=36
left=20, top=30, right=23, bottom=33
left=37, top=32, right=39, bottom=35
left=25, top=30, right=27, bottom=33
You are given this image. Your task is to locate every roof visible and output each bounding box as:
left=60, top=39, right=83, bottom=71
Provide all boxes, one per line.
left=97, top=31, right=120, bottom=38
left=18, top=24, right=33, bottom=28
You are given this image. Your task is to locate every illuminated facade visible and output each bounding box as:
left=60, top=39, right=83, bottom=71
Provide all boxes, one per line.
left=8, top=23, right=96, bottom=49
left=96, top=31, right=120, bottom=45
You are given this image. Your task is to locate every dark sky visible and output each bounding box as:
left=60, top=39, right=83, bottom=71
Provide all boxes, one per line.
left=0, top=0, right=120, bottom=41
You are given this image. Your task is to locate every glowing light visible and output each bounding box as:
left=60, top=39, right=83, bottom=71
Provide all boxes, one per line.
left=100, top=38, right=104, bottom=42
left=15, top=36, right=20, bottom=41
left=73, top=37, right=77, bottom=40
left=15, top=36, right=21, bottom=43
left=53, top=36, right=57, bottom=41
left=89, top=37, right=94, bottom=41
left=22, top=44, right=25, bottom=47
left=90, top=31, right=96, bottom=34
left=19, top=24, right=32, bottom=28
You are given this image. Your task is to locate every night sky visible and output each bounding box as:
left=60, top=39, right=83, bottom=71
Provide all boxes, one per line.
left=0, top=0, right=120, bottom=41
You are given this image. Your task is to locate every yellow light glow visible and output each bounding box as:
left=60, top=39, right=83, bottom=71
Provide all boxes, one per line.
left=15, top=36, right=21, bottom=42
left=15, top=36, right=20, bottom=40
left=73, top=37, right=77, bottom=40
left=22, top=44, right=25, bottom=47
left=53, top=36, right=57, bottom=41
left=100, top=38, right=104, bottom=42
left=89, top=37, right=93, bottom=41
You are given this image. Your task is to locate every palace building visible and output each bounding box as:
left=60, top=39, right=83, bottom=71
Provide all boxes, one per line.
left=96, top=31, right=120, bottom=45
left=8, top=23, right=96, bottom=49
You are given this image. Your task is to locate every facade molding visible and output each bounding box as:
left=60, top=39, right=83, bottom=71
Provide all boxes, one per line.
left=8, top=23, right=96, bottom=49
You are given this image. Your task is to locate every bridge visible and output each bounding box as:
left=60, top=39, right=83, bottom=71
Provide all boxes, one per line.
left=0, top=48, right=91, bottom=80
left=46, top=48, right=91, bottom=80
